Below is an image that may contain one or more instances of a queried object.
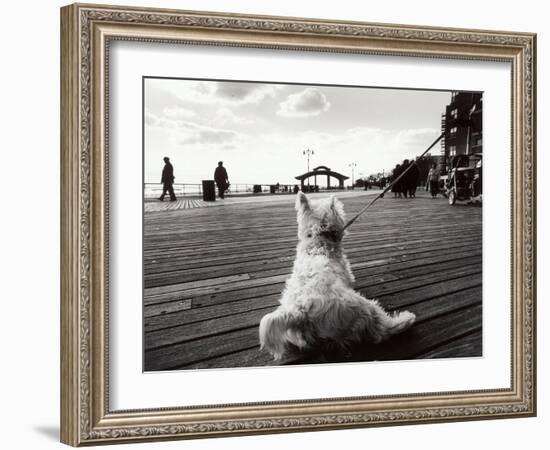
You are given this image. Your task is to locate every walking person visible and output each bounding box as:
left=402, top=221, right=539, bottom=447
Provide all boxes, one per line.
left=400, top=159, right=410, bottom=198
left=407, top=161, right=420, bottom=198
left=391, top=164, right=402, bottom=198
left=158, top=156, right=177, bottom=202
left=427, top=162, right=441, bottom=198
left=214, top=161, right=229, bottom=199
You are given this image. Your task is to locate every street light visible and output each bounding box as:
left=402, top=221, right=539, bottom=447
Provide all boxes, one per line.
left=348, top=162, right=358, bottom=188
left=303, top=149, right=314, bottom=188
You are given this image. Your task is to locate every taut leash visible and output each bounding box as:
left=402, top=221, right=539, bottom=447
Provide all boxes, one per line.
left=343, top=131, right=446, bottom=231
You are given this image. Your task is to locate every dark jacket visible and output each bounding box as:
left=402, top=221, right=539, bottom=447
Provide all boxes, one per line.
left=161, top=162, right=175, bottom=184
left=391, top=165, right=402, bottom=193
left=214, top=166, right=228, bottom=185
left=404, top=163, right=420, bottom=189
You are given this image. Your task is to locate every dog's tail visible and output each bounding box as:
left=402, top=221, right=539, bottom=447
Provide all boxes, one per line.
left=259, top=308, right=307, bottom=360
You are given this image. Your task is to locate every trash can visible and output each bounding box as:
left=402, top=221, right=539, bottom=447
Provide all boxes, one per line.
left=202, top=180, right=216, bottom=201
left=270, top=185, right=276, bottom=194
left=253, top=184, right=262, bottom=194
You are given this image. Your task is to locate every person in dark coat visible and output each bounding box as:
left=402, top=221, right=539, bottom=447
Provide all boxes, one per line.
left=427, top=163, right=441, bottom=198
left=159, top=156, right=177, bottom=201
left=391, top=164, right=402, bottom=198
left=407, top=161, right=420, bottom=198
left=214, top=161, right=229, bottom=199
left=400, top=159, right=411, bottom=198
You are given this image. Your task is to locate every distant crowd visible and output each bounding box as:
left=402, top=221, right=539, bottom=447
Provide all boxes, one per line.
left=389, top=159, right=420, bottom=198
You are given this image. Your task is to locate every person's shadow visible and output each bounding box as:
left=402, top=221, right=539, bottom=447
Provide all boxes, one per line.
left=33, top=425, right=59, bottom=441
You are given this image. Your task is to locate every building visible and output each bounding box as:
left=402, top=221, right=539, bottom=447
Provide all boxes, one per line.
left=440, top=91, right=482, bottom=174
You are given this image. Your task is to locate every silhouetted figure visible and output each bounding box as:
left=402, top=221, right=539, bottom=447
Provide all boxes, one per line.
left=406, top=161, right=420, bottom=198
left=427, top=163, right=441, bottom=198
left=214, top=161, right=229, bottom=199
left=159, top=157, right=177, bottom=202
left=401, top=159, right=410, bottom=198
left=391, top=164, right=402, bottom=198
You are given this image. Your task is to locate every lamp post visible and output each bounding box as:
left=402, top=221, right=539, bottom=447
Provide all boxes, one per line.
left=303, top=148, right=314, bottom=188
left=348, top=162, right=357, bottom=188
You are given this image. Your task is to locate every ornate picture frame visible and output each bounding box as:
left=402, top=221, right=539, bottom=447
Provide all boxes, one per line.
left=60, top=3, right=536, bottom=446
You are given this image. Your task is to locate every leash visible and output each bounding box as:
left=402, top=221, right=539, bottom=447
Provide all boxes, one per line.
left=342, top=97, right=480, bottom=231
left=343, top=131, right=446, bottom=230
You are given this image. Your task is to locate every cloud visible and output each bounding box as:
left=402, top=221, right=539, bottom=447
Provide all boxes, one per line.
left=254, top=126, right=441, bottom=177
left=145, top=109, right=159, bottom=126
left=214, top=82, right=278, bottom=104
left=214, top=107, right=254, bottom=126
left=146, top=79, right=279, bottom=108
left=162, top=106, right=196, bottom=120
left=215, top=83, right=257, bottom=101
left=180, top=124, right=241, bottom=145
left=395, top=128, right=440, bottom=146
left=145, top=109, right=245, bottom=146
left=277, top=88, right=331, bottom=117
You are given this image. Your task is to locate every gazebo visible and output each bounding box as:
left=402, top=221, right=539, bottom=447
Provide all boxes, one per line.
left=295, top=165, right=349, bottom=189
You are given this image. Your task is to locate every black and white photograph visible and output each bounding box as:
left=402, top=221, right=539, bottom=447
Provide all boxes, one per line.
left=143, top=77, right=483, bottom=371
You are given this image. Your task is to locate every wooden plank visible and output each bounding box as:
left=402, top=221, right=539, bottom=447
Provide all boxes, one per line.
left=416, top=330, right=482, bottom=359
left=144, top=286, right=481, bottom=370
left=143, top=206, right=479, bottom=244
left=144, top=274, right=481, bottom=331
left=378, top=304, right=482, bottom=361
left=143, top=238, right=481, bottom=277
left=144, top=232, right=480, bottom=276
left=143, top=223, right=481, bottom=259
left=145, top=294, right=280, bottom=328
left=144, top=237, right=481, bottom=279
left=145, top=305, right=274, bottom=350
left=145, top=273, right=250, bottom=295
left=143, top=261, right=481, bottom=307
left=145, top=327, right=260, bottom=371
left=145, top=283, right=284, bottom=317
left=145, top=285, right=481, bottom=352
left=144, top=273, right=289, bottom=306
left=378, top=273, right=481, bottom=309
left=144, top=267, right=482, bottom=319
left=182, top=346, right=274, bottom=370
left=357, top=264, right=481, bottom=298
left=143, top=192, right=482, bottom=371
left=241, top=250, right=480, bottom=283
left=292, top=303, right=482, bottom=366
left=183, top=327, right=483, bottom=370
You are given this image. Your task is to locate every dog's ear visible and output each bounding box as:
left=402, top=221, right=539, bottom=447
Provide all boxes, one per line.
left=330, top=195, right=345, bottom=220
left=295, top=191, right=310, bottom=212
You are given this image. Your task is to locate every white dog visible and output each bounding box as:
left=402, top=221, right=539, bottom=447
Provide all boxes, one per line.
left=259, top=192, right=416, bottom=361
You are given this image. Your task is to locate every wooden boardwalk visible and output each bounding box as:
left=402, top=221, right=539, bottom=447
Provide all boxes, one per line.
left=144, top=190, right=482, bottom=371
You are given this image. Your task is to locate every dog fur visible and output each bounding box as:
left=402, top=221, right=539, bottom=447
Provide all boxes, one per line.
left=259, top=192, right=416, bottom=360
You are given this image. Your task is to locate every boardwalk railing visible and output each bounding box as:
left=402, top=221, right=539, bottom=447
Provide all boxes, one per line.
left=144, top=183, right=349, bottom=198
left=144, top=183, right=202, bottom=199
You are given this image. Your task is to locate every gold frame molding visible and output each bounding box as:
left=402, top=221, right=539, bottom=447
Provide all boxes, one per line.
left=60, top=3, right=537, bottom=446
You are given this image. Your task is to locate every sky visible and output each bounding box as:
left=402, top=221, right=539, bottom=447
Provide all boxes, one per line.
left=144, top=78, right=451, bottom=186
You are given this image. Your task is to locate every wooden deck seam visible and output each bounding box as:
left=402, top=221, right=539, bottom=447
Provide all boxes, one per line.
left=410, top=326, right=483, bottom=359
